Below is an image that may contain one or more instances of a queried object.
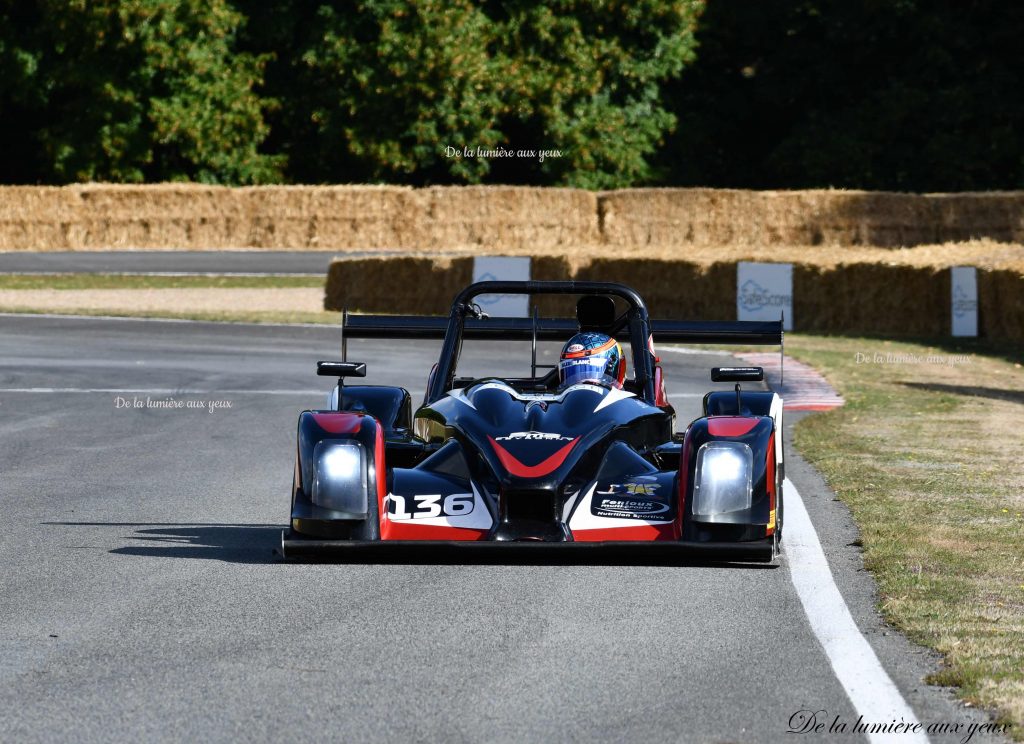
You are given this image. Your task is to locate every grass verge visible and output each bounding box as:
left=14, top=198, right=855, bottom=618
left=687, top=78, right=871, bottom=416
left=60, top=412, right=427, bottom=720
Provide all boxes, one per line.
left=784, top=334, right=1024, bottom=738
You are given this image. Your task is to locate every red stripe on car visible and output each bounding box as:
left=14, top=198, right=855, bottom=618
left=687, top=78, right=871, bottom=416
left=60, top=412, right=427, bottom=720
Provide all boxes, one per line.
left=572, top=523, right=677, bottom=542
left=707, top=416, right=759, bottom=437
left=381, top=523, right=487, bottom=541
left=488, top=436, right=580, bottom=478
left=311, top=412, right=363, bottom=434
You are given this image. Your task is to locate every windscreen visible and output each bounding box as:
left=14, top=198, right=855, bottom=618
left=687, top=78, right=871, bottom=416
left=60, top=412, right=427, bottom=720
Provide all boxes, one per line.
left=453, top=338, right=635, bottom=386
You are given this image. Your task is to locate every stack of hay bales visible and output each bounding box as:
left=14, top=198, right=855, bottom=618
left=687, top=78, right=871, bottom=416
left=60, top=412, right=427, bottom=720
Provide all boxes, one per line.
left=599, top=189, right=1024, bottom=248
left=4, top=184, right=1024, bottom=252
left=324, top=254, right=576, bottom=316
left=2, top=183, right=1022, bottom=341
left=0, top=184, right=600, bottom=252
left=323, top=240, right=1024, bottom=343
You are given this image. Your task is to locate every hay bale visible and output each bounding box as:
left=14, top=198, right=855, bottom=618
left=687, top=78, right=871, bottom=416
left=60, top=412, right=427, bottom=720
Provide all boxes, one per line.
left=931, top=193, right=1024, bottom=245
left=324, top=256, right=473, bottom=314
left=0, top=187, right=79, bottom=250
left=978, top=268, right=1024, bottom=343
left=321, top=251, right=1024, bottom=345
left=3, top=184, right=1024, bottom=253
left=574, top=258, right=735, bottom=320
left=794, top=263, right=949, bottom=336
left=244, top=185, right=418, bottom=249
left=415, top=186, right=599, bottom=252
left=598, top=189, right=1024, bottom=249
left=526, top=255, right=575, bottom=316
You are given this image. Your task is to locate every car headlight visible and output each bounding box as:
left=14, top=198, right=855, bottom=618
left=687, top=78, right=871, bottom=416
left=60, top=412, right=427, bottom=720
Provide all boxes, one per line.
left=692, top=441, right=753, bottom=522
left=311, top=441, right=368, bottom=517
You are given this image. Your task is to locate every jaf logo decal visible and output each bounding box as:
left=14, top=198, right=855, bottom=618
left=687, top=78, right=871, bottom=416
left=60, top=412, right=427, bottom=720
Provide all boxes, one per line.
left=597, top=482, right=660, bottom=496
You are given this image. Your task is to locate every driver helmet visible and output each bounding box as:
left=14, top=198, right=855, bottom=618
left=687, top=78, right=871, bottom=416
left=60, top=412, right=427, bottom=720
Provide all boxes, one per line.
left=558, top=332, right=626, bottom=387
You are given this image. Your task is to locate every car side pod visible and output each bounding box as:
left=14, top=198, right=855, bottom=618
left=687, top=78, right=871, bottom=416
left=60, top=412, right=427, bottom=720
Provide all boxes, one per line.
left=277, top=534, right=776, bottom=563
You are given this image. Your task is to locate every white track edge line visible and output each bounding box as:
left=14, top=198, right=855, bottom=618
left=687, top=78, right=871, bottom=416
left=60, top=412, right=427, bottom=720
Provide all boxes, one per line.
left=784, top=477, right=928, bottom=744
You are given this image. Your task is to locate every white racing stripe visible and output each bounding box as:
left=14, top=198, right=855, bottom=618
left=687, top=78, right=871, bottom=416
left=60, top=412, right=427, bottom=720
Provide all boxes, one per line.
left=785, top=478, right=928, bottom=743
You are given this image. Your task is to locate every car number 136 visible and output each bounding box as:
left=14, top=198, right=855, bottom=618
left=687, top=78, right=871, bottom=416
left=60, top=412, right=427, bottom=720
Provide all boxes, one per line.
left=386, top=493, right=474, bottom=520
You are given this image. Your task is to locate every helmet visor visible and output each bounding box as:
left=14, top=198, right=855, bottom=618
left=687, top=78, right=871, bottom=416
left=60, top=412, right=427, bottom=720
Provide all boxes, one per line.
left=559, top=356, right=610, bottom=386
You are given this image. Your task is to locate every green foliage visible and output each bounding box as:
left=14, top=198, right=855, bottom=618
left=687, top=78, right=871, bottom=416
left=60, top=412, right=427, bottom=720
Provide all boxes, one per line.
left=1, top=0, right=281, bottom=184
left=242, top=0, right=703, bottom=187
left=661, top=0, right=1024, bottom=191
left=493, top=1, right=702, bottom=188
left=6, top=1, right=1021, bottom=190
left=265, top=0, right=507, bottom=183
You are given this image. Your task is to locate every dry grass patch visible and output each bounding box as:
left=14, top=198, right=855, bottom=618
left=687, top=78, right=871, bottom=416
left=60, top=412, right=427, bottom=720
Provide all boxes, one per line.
left=0, top=287, right=325, bottom=315
left=788, top=334, right=1024, bottom=736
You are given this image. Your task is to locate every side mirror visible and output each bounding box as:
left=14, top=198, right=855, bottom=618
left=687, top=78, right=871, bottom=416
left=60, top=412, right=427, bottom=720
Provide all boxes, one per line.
left=711, top=366, right=763, bottom=383
left=317, top=361, right=367, bottom=378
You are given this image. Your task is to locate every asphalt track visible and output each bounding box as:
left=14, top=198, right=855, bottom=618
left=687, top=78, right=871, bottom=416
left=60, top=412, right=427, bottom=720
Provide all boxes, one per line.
left=0, top=315, right=1007, bottom=743
left=0, top=250, right=366, bottom=275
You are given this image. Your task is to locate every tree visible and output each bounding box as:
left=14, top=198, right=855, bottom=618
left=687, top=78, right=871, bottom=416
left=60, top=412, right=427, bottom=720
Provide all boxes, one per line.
left=660, top=0, right=1024, bottom=191
left=0, top=0, right=281, bottom=184
left=242, top=0, right=704, bottom=187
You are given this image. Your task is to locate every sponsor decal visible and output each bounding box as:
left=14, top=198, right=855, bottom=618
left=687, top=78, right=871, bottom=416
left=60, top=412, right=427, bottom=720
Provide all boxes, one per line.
left=952, top=285, right=978, bottom=318
left=567, top=343, right=585, bottom=353
left=385, top=492, right=474, bottom=520
left=738, top=278, right=791, bottom=313
left=495, top=431, right=573, bottom=441
left=471, top=256, right=530, bottom=316
left=591, top=481, right=672, bottom=519
left=596, top=481, right=661, bottom=496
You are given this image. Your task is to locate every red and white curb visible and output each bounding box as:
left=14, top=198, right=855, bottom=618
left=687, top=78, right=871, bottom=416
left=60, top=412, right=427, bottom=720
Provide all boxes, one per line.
left=737, top=352, right=845, bottom=411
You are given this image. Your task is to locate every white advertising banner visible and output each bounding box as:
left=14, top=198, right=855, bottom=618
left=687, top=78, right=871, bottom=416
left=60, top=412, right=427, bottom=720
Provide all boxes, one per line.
left=472, top=256, right=531, bottom=317
left=950, top=266, right=978, bottom=337
left=737, top=262, right=793, bottom=330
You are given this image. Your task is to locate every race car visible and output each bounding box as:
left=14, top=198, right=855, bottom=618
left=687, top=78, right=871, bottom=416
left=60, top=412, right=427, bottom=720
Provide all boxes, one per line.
left=281, top=280, right=784, bottom=561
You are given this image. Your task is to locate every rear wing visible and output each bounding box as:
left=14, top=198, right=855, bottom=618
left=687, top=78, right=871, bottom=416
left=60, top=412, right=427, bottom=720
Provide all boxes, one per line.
left=341, top=310, right=785, bottom=401
left=342, top=313, right=782, bottom=344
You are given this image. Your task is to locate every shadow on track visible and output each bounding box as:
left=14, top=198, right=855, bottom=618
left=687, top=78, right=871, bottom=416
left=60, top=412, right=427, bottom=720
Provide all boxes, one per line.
left=899, top=380, right=1024, bottom=404
left=42, top=522, right=281, bottom=564
left=288, top=554, right=779, bottom=569
left=43, top=522, right=779, bottom=569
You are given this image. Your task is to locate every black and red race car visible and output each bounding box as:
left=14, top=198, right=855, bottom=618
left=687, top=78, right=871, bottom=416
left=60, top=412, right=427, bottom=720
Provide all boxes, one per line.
left=282, top=280, right=784, bottom=561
